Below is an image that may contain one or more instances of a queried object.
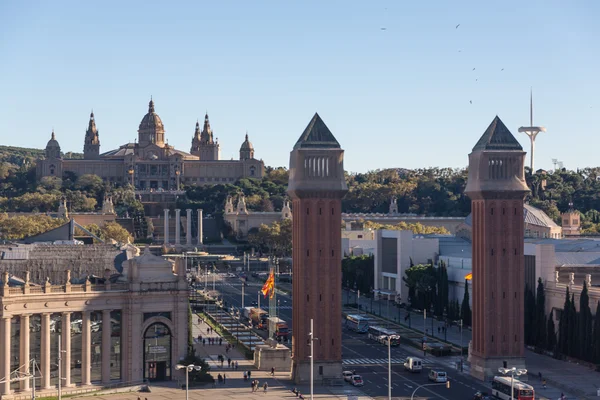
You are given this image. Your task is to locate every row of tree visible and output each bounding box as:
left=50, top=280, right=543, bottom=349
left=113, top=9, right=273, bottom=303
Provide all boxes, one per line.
left=525, top=278, right=600, bottom=364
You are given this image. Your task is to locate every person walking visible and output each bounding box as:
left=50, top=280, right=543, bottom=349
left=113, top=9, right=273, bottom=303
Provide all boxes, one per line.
left=263, top=382, right=268, bottom=393
left=235, top=361, right=239, bottom=370
left=542, top=378, right=547, bottom=389
left=223, top=373, right=227, bottom=384
left=538, top=371, right=542, bottom=381
left=271, top=367, right=275, bottom=376
left=227, top=358, right=231, bottom=368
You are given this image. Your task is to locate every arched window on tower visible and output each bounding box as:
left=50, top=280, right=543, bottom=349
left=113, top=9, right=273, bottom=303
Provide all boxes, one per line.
left=249, top=166, right=255, bottom=177
left=49, top=164, right=55, bottom=175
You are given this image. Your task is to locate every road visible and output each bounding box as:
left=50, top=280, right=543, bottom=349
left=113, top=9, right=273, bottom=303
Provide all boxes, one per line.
left=206, top=276, right=496, bottom=399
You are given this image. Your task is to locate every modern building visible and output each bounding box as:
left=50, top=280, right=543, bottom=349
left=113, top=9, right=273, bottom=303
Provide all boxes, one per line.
left=0, top=246, right=189, bottom=396
left=464, top=116, right=530, bottom=381
left=288, top=113, right=347, bottom=383
left=36, top=100, right=264, bottom=189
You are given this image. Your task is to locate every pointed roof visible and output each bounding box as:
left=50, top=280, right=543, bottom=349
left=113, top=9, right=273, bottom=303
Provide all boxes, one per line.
left=472, top=116, right=523, bottom=152
left=294, top=113, right=340, bottom=149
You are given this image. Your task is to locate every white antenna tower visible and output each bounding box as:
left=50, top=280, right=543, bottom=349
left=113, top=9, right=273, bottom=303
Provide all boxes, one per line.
left=518, top=88, right=546, bottom=173
left=551, top=159, right=558, bottom=170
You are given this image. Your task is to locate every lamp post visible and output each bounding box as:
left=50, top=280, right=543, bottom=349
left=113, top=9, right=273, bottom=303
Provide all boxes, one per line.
left=309, top=318, right=319, bottom=400
left=128, top=165, right=134, bottom=188
left=176, top=364, right=201, bottom=400
left=387, top=334, right=392, bottom=400
left=175, top=169, right=181, bottom=191
left=459, top=319, right=463, bottom=360
left=498, top=367, right=527, bottom=400
left=410, top=381, right=451, bottom=400
left=58, top=334, right=66, bottom=400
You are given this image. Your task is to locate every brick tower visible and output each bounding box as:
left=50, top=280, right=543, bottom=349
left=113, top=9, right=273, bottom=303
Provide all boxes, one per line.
left=464, top=116, right=530, bottom=381
left=288, top=113, right=348, bottom=383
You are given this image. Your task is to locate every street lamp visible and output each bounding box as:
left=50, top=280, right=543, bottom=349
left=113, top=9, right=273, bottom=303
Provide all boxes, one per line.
left=176, top=364, right=201, bottom=400
left=498, top=367, right=527, bottom=400
left=411, top=381, right=451, bottom=400
left=175, top=169, right=181, bottom=191
left=309, top=318, right=319, bottom=400
left=128, top=165, right=134, bottom=187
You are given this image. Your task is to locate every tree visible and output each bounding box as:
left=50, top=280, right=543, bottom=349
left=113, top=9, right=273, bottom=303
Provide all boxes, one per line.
left=558, top=287, right=571, bottom=356
left=100, top=222, right=132, bottom=243
left=567, top=293, right=577, bottom=358
left=435, top=260, right=449, bottom=318
left=0, top=214, right=67, bottom=239
left=593, top=301, right=600, bottom=363
left=524, top=285, right=536, bottom=346
left=535, top=278, right=547, bottom=348
left=546, top=309, right=556, bottom=354
left=247, top=219, right=292, bottom=257
left=403, top=264, right=437, bottom=311
left=460, top=279, right=471, bottom=327
left=579, top=281, right=593, bottom=361
left=341, top=255, right=374, bottom=295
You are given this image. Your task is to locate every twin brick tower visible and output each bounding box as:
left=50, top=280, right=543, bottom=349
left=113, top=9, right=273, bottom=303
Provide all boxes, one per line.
left=287, top=114, right=527, bottom=382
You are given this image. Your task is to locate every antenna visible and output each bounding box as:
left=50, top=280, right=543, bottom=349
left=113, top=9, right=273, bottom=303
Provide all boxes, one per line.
left=518, top=88, right=546, bottom=173
left=551, top=159, right=558, bottom=170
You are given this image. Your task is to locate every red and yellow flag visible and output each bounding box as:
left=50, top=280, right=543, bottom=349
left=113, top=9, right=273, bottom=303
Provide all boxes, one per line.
left=261, top=271, right=275, bottom=299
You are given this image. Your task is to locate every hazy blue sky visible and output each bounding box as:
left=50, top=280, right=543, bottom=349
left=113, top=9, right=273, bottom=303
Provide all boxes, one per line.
left=0, top=1, right=598, bottom=172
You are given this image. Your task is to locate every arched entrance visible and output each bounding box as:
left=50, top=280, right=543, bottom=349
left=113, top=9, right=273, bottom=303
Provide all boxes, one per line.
left=143, top=322, right=172, bottom=381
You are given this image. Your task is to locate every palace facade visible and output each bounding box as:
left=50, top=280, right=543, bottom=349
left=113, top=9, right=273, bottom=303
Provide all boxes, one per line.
left=36, top=99, right=264, bottom=189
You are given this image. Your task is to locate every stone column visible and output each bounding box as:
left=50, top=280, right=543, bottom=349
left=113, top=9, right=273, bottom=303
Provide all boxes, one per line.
left=186, top=209, right=192, bottom=245
left=175, top=209, right=181, bottom=245
left=1, top=317, right=11, bottom=395
left=163, top=209, right=170, bottom=245
left=101, top=310, right=111, bottom=384
left=61, top=312, right=72, bottom=387
left=41, top=313, right=52, bottom=389
left=197, top=209, right=203, bottom=244
left=81, top=311, right=91, bottom=386
left=20, top=314, right=30, bottom=391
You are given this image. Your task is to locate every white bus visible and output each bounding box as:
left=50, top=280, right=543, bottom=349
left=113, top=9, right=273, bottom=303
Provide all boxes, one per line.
left=491, top=376, right=535, bottom=400
left=367, top=326, right=400, bottom=346
left=345, top=315, right=369, bottom=333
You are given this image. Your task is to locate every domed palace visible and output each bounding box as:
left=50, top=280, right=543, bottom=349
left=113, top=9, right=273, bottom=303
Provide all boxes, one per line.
left=36, top=99, right=264, bottom=190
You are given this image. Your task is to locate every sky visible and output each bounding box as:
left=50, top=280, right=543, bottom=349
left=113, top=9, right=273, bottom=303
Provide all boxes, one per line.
left=0, top=1, right=598, bottom=173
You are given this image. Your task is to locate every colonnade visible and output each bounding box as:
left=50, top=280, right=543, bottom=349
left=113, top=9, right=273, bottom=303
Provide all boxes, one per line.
left=0, top=310, right=117, bottom=395
left=162, top=209, right=203, bottom=246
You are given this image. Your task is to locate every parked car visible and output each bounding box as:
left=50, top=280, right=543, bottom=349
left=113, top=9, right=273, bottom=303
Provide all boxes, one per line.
left=342, top=371, right=354, bottom=382
left=351, top=375, right=364, bottom=387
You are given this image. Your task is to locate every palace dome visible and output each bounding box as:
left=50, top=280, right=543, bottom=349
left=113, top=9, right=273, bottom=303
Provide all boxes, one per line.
left=138, top=99, right=164, bottom=132
left=240, top=133, right=253, bottom=151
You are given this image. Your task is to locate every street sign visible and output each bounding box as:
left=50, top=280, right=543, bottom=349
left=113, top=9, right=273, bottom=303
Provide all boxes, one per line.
left=148, top=345, right=167, bottom=354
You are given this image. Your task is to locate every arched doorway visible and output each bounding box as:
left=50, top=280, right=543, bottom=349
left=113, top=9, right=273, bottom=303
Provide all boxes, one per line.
left=143, top=323, right=172, bottom=381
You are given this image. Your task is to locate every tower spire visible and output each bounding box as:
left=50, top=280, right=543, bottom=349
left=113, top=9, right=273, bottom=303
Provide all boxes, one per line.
left=530, top=87, right=533, bottom=127
left=518, top=88, right=546, bottom=173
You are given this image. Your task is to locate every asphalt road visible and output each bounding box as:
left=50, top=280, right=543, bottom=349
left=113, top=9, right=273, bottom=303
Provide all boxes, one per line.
left=210, top=276, right=494, bottom=399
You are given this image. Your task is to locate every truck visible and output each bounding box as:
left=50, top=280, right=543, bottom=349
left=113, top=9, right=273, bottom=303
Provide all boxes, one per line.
left=267, top=316, right=289, bottom=340
left=249, top=308, right=269, bottom=328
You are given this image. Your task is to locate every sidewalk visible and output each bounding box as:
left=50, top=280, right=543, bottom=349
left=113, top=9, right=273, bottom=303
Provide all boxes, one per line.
left=345, top=291, right=600, bottom=399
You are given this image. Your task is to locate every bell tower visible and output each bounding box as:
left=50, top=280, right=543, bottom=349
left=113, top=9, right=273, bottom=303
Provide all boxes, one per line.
left=288, top=113, right=348, bottom=383
left=84, top=111, right=100, bottom=159
left=464, top=116, right=530, bottom=380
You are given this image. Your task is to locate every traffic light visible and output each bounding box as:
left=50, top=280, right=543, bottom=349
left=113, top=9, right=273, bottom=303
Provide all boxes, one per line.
left=446, top=380, right=450, bottom=389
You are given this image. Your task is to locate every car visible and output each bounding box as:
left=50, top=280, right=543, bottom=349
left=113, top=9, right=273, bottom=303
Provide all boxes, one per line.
left=342, top=370, right=354, bottom=382
left=428, top=369, right=447, bottom=383
left=473, top=392, right=491, bottom=400
left=351, top=375, right=364, bottom=387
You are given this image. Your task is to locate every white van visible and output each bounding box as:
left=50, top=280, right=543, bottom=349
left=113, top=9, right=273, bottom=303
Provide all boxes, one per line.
left=404, top=357, right=423, bottom=372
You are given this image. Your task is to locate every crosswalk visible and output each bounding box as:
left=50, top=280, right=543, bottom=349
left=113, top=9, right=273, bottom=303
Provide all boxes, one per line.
left=342, top=357, right=430, bottom=366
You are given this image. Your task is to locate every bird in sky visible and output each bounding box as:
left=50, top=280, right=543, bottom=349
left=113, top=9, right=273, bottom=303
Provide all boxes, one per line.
left=470, top=100, right=472, bottom=104
left=381, top=27, right=387, bottom=30
left=458, top=50, right=462, bottom=52
left=501, top=68, right=504, bottom=71
left=472, top=68, right=476, bottom=71
left=456, top=24, right=460, bottom=29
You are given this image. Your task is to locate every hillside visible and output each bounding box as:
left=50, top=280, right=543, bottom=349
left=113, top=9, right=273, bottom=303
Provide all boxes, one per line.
left=0, top=145, right=83, bottom=168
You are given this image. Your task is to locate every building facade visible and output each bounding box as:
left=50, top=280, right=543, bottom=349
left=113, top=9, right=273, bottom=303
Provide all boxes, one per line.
left=36, top=100, right=264, bottom=189
left=223, top=195, right=292, bottom=239
left=288, top=113, right=347, bottom=383
left=464, top=116, right=530, bottom=381
left=0, top=247, right=189, bottom=397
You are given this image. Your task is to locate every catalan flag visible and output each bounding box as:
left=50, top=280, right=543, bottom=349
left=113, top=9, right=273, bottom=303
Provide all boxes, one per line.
left=261, top=271, right=275, bottom=299
left=465, top=273, right=472, bottom=281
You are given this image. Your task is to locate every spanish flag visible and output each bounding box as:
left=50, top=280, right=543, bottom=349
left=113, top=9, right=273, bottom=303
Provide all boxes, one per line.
left=261, top=271, right=275, bottom=299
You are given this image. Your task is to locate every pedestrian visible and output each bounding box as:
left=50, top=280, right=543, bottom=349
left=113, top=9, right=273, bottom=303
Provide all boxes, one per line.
left=271, top=367, right=275, bottom=376
left=219, top=338, right=223, bottom=346
left=223, top=373, right=226, bottom=384
left=250, top=380, right=255, bottom=392
left=243, top=371, right=248, bottom=381
left=542, top=379, right=547, bottom=389
left=248, top=370, right=251, bottom=379
left=560, top=393, right=565, bottom=400
left=217, top=373, right=222, bottom=384
left=235, top=361, right=239, bottom=370
left=539, top=371, right=542, bottom=381
left=198, top=317, right=201, bottom=324
left=207, top=327, right=209, bottom=334
left=202, top=338, right=205, bottom=346
left=263, top=382, right=268, bottom=393
left=228, top=358, right=231, bottom=368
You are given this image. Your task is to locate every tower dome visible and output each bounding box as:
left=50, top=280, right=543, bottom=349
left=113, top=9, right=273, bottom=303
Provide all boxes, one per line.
left=45, top=130, right=62, bottom=159
left=138, top=98, right=165, bottom=147
left=239, top=133, right=254, bottom=160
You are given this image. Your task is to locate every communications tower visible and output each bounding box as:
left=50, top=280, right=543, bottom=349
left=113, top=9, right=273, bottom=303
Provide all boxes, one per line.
left=518, top=89, right=546, bottom=173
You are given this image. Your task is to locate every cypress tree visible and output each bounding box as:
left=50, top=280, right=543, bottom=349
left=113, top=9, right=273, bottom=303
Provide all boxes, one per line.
left=546, top=309, right=556, bottom=354
left=524, top=285, right=533, bottom=345
left=461, top=279, right=471, bottom=327
left=593, top=301, right=600, bottom=363
left=567, top=293, right=577, bottom=358
left=579, top=280, right=592, bottom=361
left=558, top=286, right=570, bottom=356
left=535, top=278, right=546, bottom=348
